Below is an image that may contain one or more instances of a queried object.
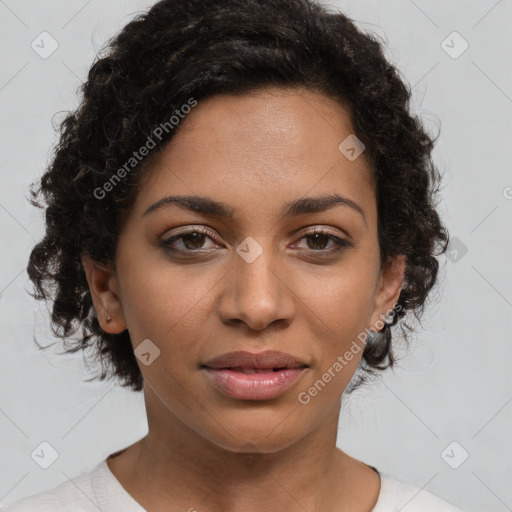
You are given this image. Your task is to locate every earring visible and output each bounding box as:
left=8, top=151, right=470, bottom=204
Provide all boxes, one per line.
left=106, top=316, right=112, bottom=323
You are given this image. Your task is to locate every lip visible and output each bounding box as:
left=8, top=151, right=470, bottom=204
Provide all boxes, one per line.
left=203, top=350, right=308, bottom=370
left=201, top=350, right=309, bottom=401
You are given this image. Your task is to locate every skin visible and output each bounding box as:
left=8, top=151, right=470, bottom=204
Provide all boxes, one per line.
left=82, top=87, right=405, bottom=512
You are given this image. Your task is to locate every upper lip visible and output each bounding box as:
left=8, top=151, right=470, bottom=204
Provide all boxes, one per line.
left=202, top=350, right=309, bottom=370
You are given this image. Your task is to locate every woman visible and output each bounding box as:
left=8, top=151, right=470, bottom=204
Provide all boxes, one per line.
left=6, top=0, right=463, bottom=510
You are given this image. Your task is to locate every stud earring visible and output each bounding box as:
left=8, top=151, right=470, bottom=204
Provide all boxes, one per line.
left=106, top=316, right=112, bottom=323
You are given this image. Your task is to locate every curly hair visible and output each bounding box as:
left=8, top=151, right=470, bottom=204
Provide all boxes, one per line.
left=26, top=0, right=449, bottom=393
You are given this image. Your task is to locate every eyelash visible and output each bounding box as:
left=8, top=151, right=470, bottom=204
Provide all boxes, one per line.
left=160, top=227, right=351, bottom=258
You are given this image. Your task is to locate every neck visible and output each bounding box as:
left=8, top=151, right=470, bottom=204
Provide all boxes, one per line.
left=107, top=386, right=380, bottom=512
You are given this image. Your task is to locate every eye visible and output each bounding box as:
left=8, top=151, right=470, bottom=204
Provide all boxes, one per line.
left=160, top=227, right=218, bottom=254
left=294, top=228, right=352, bottom=257
left=160, top=226, right=352, bottom=259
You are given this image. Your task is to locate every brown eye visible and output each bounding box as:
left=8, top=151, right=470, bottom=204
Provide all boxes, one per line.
left=180, top=232, right=207, bottom=250
left=295, top=228, right=352, bottom=258
left=160, top=227, right=218, bottom=254
left=305, top=232, right=331, bottom=250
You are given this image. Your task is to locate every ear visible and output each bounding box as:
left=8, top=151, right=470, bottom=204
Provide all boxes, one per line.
left=369, top=254, right=406, bottom=332
left=81, top=254, right=127, bottom=334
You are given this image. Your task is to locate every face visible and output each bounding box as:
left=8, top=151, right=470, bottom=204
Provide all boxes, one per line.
left=83, top=87, right=404, bottom=454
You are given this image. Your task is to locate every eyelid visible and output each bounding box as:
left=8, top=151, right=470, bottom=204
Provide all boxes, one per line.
left=294, top=224, right=351, bottom=241
left=160, top=225, right=352, bottom=259
left=164, top=225, right=218, bottom=239
left=161, top=226, right=220, bottom=248
left=291, top=228, right=352, bottom=253
left=160, top=224, right=350, bottom=245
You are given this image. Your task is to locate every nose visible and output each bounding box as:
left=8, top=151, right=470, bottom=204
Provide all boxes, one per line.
left=218, top=243, right=296, bottom=332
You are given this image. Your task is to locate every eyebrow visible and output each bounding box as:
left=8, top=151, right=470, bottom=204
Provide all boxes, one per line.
left=143, top=193, right=366, bottom=226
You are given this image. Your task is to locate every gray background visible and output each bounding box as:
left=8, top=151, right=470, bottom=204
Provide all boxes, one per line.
left=1, top=0, right=511, bottom=510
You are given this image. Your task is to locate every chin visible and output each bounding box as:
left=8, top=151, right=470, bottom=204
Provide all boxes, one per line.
left=197, top=410, right=311, bottom=455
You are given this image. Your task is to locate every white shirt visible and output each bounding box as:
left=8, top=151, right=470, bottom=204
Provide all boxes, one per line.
left=2, top=459, right=463, bottom=511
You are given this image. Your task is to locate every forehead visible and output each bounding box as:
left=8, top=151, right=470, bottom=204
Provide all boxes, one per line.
left=130, top=87, right=375, bottom=223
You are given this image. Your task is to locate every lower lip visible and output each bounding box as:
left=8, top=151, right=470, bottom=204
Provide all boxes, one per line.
left=202, top=367, right=306, bottom=400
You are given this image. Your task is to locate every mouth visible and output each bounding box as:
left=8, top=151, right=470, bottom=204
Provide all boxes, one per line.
left=201, top=350, right=309, bottom=400
left=201, top=350, right=309, bottom=372
left=215, top=367, right=298, bottom=373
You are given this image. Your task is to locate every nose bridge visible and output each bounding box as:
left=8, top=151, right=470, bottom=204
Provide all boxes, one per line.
left=238, top=243, right=279, bottom=297
left=220, top=237, right=294, bottom=330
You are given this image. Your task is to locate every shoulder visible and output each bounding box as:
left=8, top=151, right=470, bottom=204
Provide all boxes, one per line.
left=373, top=471, right=464, bottom=512
left=1, top=462, right=102, bottom=512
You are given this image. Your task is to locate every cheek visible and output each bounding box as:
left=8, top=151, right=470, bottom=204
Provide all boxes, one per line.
left=117, top=251, right=221, bottom=354
left=300, top=259, right=377, bottom=394
left=307, top=263, right=376, bottom=336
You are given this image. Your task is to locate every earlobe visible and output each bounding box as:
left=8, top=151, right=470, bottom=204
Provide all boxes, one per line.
left=81, top=254, right=127, bottom=334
